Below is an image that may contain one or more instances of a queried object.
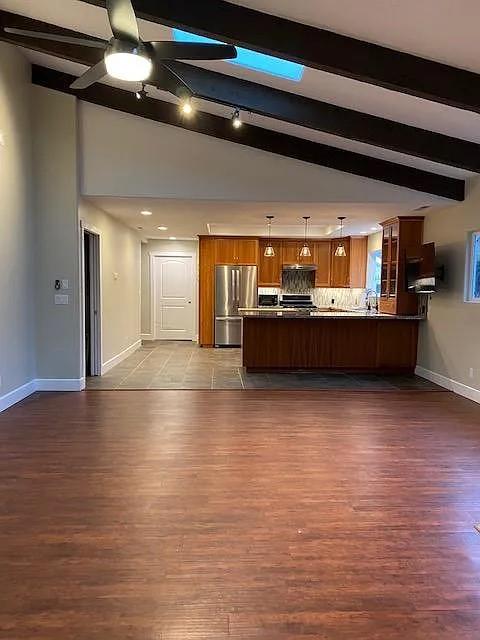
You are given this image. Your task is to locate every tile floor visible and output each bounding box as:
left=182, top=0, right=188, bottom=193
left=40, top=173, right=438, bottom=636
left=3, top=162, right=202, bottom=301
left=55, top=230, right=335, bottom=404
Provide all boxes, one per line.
left=87, top=341, right=445, bottom=391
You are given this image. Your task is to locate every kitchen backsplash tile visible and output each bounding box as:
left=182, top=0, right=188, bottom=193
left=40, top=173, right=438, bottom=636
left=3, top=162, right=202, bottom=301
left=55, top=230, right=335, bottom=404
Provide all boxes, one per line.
left=259, top=284, right=367, bottom=309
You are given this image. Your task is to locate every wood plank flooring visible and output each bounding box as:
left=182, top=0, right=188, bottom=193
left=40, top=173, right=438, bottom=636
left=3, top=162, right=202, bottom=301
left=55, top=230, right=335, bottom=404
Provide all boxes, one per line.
left=1, top=389, right=480, bottom=638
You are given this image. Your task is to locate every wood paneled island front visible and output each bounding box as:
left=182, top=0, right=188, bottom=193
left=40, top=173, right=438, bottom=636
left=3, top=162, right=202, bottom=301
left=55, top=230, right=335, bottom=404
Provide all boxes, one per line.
left=241, top=311, right=422, bottom=373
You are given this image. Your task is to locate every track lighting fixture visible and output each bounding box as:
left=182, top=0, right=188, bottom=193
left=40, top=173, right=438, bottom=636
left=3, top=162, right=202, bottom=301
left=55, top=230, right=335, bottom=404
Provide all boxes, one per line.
left=334, top=216, right=347, bottom=257
left=264, top=216, right=275, bottom=257
left=232, top=109, right=242, bottom=129
left=180, top=98, right=194, bottom=116
left=299, top=216, right=311, bottom=258
left=135, top=84, right=148, bottom=100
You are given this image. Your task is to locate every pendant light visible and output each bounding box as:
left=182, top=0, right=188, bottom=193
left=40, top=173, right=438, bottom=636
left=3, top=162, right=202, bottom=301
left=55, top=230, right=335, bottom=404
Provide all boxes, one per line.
left=334, top=216, right=347, bottom=257
left=299, top=216, right=312, bottom=258
left=264, top=216, right=275, bottom=257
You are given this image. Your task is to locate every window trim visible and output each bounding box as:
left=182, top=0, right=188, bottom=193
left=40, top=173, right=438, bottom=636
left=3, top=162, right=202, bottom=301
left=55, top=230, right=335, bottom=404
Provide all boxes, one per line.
left=465, top=230, right=480, bottom=303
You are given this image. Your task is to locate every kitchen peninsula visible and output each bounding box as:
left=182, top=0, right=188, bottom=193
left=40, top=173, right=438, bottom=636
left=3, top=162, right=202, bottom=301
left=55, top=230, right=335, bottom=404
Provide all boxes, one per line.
left=240, top=310, right=422, bottom=373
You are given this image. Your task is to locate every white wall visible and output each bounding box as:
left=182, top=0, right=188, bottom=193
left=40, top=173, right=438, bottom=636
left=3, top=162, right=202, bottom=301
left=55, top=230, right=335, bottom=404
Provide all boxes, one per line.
left=32, top=86, right=82, bottom=385
left=0, top=44, right=36, bottom=407
left=80, top=199, right=141, bottom=367
left=417, top=177, right=480, bottom=400
left=79, top=102, right=443, bottom=206
left=141, top=239, right=198, bottom=338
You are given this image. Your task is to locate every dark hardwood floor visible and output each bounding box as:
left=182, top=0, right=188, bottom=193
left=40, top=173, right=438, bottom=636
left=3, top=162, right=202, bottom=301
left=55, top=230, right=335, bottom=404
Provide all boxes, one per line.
left=1, top=389, right=480, bottom=638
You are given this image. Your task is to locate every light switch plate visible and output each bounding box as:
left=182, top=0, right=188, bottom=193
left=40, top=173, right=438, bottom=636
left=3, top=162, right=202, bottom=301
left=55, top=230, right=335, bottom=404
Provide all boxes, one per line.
left=55, top=294, right=69, bottom=305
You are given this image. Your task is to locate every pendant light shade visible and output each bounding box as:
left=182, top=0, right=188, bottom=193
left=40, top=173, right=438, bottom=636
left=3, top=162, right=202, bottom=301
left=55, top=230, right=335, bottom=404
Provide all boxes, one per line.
left=264, top=215, right=275, bottom=257
left=300, top=216, right=312, bottom=257
left=334, top=216, right=347, bottom=257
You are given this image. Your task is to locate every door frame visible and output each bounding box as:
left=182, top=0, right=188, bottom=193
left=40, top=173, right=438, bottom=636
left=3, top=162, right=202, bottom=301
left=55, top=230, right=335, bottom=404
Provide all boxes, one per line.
left=149, top=251, right=197, bottom=341
left=80, top=221, right=102, bottom=376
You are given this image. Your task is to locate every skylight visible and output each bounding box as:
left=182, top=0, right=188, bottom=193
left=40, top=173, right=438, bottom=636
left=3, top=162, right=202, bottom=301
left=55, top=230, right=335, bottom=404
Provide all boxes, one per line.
left=173, top=29, right=304, bottom=82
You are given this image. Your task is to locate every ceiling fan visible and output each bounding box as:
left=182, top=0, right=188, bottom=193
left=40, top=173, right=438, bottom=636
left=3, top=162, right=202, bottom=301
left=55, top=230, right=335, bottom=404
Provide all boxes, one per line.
left=4, top=0, right=237, bottom=100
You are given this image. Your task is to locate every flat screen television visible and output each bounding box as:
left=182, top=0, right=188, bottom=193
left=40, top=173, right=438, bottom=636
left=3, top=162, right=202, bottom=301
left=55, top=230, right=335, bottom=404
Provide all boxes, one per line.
left=406, top=242, right=436, bottom=293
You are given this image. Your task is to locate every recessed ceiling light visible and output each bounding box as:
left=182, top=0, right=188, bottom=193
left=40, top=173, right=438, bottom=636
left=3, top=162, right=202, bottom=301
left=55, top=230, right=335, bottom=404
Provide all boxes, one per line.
left=169, top=236, right=177, bottom=240
left=157, top=226, right=168, bottom=231
left=371, top=226, right=379, bottom=230
left=141, top=210, right=152, bottom=216
left=360, top=231, right=368, bottom=235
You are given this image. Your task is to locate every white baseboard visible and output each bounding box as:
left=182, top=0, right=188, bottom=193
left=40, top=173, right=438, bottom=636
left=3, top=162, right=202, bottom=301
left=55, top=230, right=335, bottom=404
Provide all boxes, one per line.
left=102, top=339, right=141, bottom=374
left=415, top=366, right=480, bottom=405
left=140, top=333, right=154, bottom=341
left=0, top=380, right=37, bottom=413
left=35, top=378, right=86, bottom=392
left=0, top=377, right=86, bottom=413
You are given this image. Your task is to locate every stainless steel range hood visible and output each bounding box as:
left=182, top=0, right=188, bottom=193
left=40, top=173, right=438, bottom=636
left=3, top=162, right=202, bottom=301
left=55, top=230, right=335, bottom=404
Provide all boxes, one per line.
left=282, top=264, right=317, bottom=271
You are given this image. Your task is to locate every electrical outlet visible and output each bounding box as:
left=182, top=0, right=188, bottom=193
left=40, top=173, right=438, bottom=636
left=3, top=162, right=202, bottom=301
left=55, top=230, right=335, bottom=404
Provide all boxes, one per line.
left=469, top=368, right=475, bottom=379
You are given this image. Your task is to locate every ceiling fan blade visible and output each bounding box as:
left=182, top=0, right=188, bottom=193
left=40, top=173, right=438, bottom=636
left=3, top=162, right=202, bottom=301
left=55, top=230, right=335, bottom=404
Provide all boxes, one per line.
left=148, top=41, right=237, bottom=61
left=4, top=27, right=105, bottom=48
left=151, top=62, right=193, bottom=100
left=70, top=60, right=107, bottom=90
left=106, top=0, right=139, bottom=44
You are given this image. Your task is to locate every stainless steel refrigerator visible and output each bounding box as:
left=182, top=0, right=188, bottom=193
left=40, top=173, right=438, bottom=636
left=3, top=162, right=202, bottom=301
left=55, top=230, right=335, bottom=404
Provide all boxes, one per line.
left=215, top=265, right=257, bottom=346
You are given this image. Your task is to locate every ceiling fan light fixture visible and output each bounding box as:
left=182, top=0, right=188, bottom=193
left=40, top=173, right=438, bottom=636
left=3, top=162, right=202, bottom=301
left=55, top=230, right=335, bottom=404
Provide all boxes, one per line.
left=105, top=50, right=152, bottom=82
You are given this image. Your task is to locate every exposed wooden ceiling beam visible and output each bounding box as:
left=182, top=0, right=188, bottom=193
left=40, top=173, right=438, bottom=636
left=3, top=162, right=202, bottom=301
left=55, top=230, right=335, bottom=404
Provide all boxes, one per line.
left=1, top=9, right=479, bottom=174
left=81, top=0, right=480, bottom=115
left=31, top=65, right=464, bottom=201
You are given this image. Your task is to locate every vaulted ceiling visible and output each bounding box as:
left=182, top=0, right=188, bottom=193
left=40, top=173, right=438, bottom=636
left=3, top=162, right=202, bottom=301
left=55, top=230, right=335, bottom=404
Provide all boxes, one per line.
left=1, top=0, right=479, bottom=215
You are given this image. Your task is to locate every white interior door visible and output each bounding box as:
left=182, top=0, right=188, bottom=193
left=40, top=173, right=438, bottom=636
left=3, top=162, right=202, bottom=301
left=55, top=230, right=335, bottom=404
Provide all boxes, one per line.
left=153, top=255, right=195, bottom=340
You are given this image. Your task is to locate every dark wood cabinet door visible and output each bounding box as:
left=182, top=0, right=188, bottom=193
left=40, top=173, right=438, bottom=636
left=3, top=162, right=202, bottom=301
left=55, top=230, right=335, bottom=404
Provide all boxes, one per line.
left=259, top=240, right=282, bottom=286
left=314, top=241, right=331, bottom=287
left=236, top=239, right=259, bottom=265
left=214, top=238, right=237, bottom=264
left=330, top=239, right=351, bottom=287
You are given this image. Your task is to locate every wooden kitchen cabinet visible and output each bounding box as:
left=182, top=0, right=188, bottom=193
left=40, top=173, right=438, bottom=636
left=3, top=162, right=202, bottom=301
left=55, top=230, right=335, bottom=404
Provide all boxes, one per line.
left=281, top=240, right=315, bottom=265
left=314, top=241, right=331, bottom=287
left=281, top=240, right=301, bottom=264
left=199, top=237, right=216, bottom=347
left=379, top=216, right=424, bottom=315
left=259, top=240, right=282, bottom=286
left=349, top=237, right=368, bottom=288
left=214, top=238, right=258, bottom=265
left=214, top=238, right=236, bottom=264
left=330, top=238, right=351, bottom=287
left=236, top=238, right=259, bottom=264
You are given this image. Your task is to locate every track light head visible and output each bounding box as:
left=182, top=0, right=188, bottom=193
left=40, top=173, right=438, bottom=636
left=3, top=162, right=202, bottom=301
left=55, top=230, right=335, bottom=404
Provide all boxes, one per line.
left=232, top=109, right=242, bottom=129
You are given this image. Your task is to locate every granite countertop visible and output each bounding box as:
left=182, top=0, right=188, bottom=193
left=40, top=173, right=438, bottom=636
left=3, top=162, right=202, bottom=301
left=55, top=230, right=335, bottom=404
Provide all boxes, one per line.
left=239, top=309, right=425, bottom=320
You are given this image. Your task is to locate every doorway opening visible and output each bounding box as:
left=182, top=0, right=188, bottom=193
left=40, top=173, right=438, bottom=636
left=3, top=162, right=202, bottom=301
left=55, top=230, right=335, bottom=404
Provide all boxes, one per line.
left=83, top=228, right=101, bottom=377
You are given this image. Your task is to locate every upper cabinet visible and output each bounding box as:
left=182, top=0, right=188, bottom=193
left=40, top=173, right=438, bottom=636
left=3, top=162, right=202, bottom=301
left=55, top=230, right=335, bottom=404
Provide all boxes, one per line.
left=281, top=240, right=302, bottom=265
left=314, top=241, right=331, bottom=287
left=236, top=238, right=259, bottom=264
left=330, top=238, right=351, bottom=288
left=281, top=240, right=315, bottom=265
left=349, top=237, right=368, bottom=289
left=379, top=216, right=424, bottom=315
left=214, top=238, right=259, bottom=265
left=259, top=240, right=282, bottom=286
